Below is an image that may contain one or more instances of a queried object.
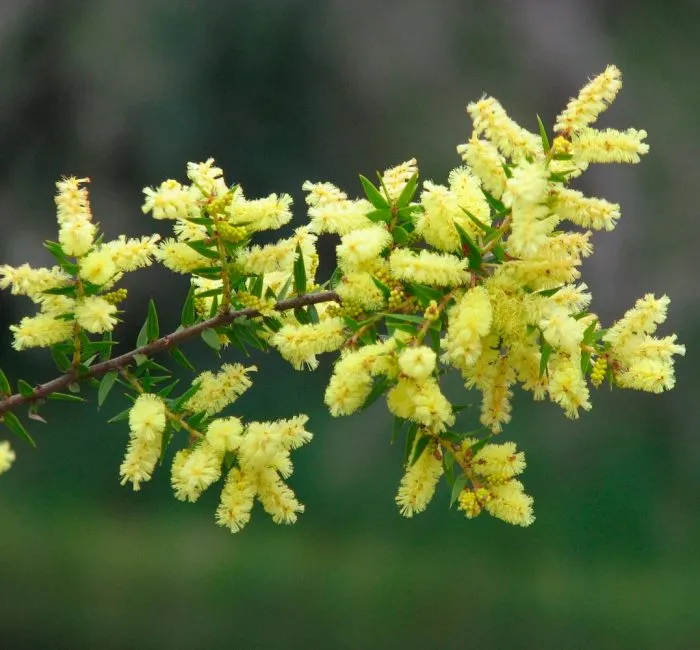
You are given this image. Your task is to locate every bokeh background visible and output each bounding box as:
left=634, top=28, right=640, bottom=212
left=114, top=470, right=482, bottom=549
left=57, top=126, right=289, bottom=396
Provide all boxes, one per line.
left=1, top=1, right=698, bottom=648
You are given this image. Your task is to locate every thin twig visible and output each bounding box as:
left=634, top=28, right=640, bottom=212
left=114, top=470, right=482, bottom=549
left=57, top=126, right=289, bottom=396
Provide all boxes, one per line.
left=0, top=290, right=340, bottom=418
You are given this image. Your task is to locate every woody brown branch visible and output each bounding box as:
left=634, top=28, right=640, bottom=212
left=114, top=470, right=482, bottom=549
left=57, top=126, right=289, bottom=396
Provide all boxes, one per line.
left=0, top=290, right=340, bottom=418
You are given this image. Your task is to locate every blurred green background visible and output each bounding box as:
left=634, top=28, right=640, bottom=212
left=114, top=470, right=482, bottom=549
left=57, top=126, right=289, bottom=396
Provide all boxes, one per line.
left=0, top=1, right=698, bottom=648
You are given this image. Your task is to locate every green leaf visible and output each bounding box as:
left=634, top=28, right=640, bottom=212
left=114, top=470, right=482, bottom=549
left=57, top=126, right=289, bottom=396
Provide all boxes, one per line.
left=359, top=175, right=390, bottom=209
left=201, top=328, right=221, bottom=352
left=582, top=318, right=599, bottom=345
left=276, top=275, right=293, bottom=302
left=462, top=208, right=497, bottom=237
left=536, top=285, right=563, bottom=298
left=382, top=312, right=425, bottom=324
left=449, top=473, right=468, bottom=508
left=158, top=379, right=181, bottom=399
left=186, top=240, right=219, bottom=259
left=366, top=209, right=391, bottom=223
left=181, top=283, right=196, bottom=327
left=293, top=244, right=307, bottom=295
left=100, top=331, right=114, bottom=362
left=396, top=172, right=419, bottom=209
left=403, top=423, right=418, bottom=465
left=2, top=412, right=35, bottom=447
left=136, top=319, right=148, bottom=349
left=307, top=303, right=320, bottom=324
left=194, top=287, right=223, bottom=299
left=481, top=189, right=506, bottom=214
left=539, top=342, right=553, bottom=377
left=371, top=277, right=392, bottom=301
left=391, top=226, right=411, bottom=246
left=147, top=299, right=159, bottom=341
left=442, top=449, right=455, bottom=486
left=97, top=371, right=118, bottom=408
left=107, top=407, right=131, bottom=424
left=17, top=380, right=35, bottom=398
left=406, top=282, right=443, bottom=306
left=453, top=222, right=482, bottom=269
left=361, top=376, right=390, bottom=411
left=293, top=307, right=311, bottom=325
left=133, top=353, right=148, bottom=366
left=580, top=350, right=592, bottom=375
left=249, top=274, right=264, bottom=299
left=391, top=416, right=405, bottom=445
left=536, top=114, right=551, bottom=154
left=47, top=392, right=86, bottom=403
left=0, top=368, right=11, bottom=396
left=410, top=434, right=431, bottom=466
left=169, top=346, right=195, bottom=371
left=42, top=285, right=77, bottom=297
left=170, top=382, right=202, bottom=412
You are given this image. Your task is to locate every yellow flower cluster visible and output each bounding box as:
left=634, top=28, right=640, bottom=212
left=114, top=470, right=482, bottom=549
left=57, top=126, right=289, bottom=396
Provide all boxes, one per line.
left=456, top=440, right=534, bottom=527
left=1, top=178, right=160, bottom=350
left=0, top=441, right=15, bottom=475
left=184, top=364, right=256, bottom=416
left=120, top=393, right=167, bottom=490
left=168, top=414, right=312, bottom=532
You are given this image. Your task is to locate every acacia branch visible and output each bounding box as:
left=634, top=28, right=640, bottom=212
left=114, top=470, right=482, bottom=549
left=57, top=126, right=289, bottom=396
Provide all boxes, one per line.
left=0, top=290, right=340, bottom=418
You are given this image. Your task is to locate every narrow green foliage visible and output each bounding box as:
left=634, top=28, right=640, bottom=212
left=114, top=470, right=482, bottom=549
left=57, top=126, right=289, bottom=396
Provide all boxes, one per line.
left=536, top=114, right=551, bottom=154
left=454, top=222, right=482, bottom=270
left=293, top=244, right=307, bottom=295
left=361, top=376, right=390, bottom=411
left=186, top=240, right=219, bottom=259
left=396, top=172, right=419, bottom=208
left=17, top=380, right=35, bottom=398
left=2, top=412, right=36, bottom=448
left=359, top=175, right=390, bottom=209
left=98, top=371, right=118, bottom=408
left=169, top=346, right=195, bottom=371
left=371, top=277, right=392, bottom=301
left=201, top=328, right=221, bottom=352
left=449, top=474, right=468, bottom=508
left=47, top=392, right=86, bottom=403
left=403, top=423, right=419, bottom=465
left=539, top=341, right=553, bottom=377
left=147, top=300, right=159, bottom=341
left=181, top=284, right=196, bottom=327
left=136, top=319, right=149, bottom=349
left=0, top=368, right=11, bottom=396
left=410, top=434, right=431, bottom=467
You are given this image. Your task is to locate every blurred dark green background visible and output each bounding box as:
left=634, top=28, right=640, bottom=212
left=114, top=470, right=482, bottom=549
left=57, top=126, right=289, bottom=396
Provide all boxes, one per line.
left=1, top=1, right=698, bottom=648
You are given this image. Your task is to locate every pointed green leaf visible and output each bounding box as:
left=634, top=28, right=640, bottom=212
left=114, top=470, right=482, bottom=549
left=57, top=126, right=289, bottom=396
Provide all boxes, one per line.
left=293, top=244, right=307, bottom=295
left=169, top=346, right=195, bottom=371
left=454, top=222, right=482, bottom=269
left=201, top=328, right=221, bottom=352
left=536, top=114, right=550, bottom=154
left=539, top=342, right=553, bottom=377
left=0, top=368, right=11, bottom=396
left=136, top=319, right=148, bottom=349
left=403, top=423, right=418, bottom=465
left=371, top=277, right=392, bottom=301
left=181, top=283, right=196, bottom=326
left=396, top=172, right=419, bottom=209
left=2, top=412, right=36, bottom=447
left=361, top=376, right=390, bottom=411
left=17, top=380, right=35, bottom=398
left=366, top=209, right=391, bottom=223
left=391, top=416, right=405, bottom=445
left=391, top=226, right=411, bottom=246
left=107, top=407, right=131, bottom=424
left=48, top=392, right=86, bottom=403
left=359, top=174, right=390, bottom=209
left=97, top=371, right=118, bottom=408
left=186, top=240, right=219, bottom=259
left=147, top=299, right=159, bottom=341
left=449, top=473, right=468, bottom=508
left=410, top=434, right=431, bottom=466
left=100, top=331, right=114, bottom=362
left=442, top=449, right=455, bottom=486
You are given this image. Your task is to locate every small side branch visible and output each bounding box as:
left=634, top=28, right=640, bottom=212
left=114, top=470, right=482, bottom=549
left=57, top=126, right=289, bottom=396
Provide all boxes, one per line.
left=0, top=290, right=340, bottom=417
